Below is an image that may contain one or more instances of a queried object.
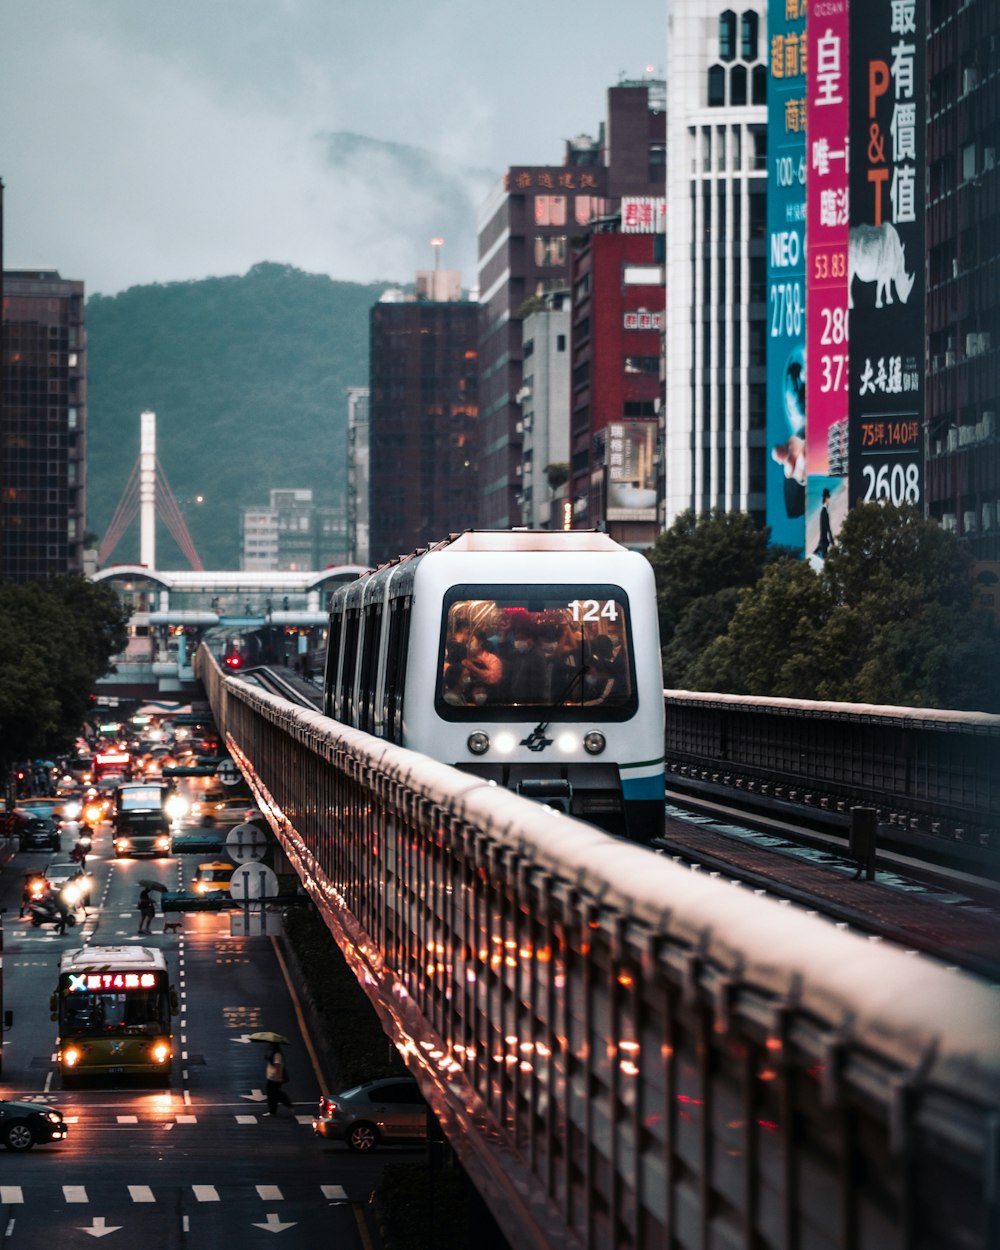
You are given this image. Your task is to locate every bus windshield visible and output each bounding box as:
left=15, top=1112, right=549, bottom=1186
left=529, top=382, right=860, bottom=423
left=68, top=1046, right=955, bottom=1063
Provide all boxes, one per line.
left=59, top=975, right=170, bottom=1037
left=436, top=585, right=636, bottom=719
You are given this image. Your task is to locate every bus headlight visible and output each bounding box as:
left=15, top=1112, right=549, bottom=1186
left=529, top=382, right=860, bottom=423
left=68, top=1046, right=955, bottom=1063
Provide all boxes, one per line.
left=116, top=838, right=130, bottom=851
left=152, top=1043, right=171, bottom=1064
left=583, top=731, right=607, bottom=755
left=155, top=835, right=170, bottom=851
left=467, top=732, right=490, bottom=756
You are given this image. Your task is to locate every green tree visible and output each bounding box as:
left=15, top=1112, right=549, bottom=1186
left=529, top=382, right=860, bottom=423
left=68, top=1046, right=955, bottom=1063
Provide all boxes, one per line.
left=0, top=578, right=130, bottom=773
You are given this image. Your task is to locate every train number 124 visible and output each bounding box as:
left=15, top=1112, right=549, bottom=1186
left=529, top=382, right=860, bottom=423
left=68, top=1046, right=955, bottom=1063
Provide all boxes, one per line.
left=569, top=600, right=619, bottom=623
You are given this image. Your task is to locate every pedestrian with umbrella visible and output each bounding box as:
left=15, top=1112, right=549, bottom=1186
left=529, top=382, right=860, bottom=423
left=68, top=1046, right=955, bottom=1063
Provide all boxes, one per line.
left=136, top=879, right=167, bottom=935
left=250, top=1032, right=293, bottom=1116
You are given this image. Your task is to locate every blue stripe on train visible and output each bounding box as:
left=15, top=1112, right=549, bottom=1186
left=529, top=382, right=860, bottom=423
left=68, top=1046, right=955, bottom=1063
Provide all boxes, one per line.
left=622, top=772, right=666, bottom=801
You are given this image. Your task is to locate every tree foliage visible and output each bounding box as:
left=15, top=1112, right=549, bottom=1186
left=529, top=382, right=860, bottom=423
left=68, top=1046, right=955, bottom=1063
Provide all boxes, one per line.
left=0, top=578, right=129, bottom=770
left=648, top=504, right=1000, bottom=712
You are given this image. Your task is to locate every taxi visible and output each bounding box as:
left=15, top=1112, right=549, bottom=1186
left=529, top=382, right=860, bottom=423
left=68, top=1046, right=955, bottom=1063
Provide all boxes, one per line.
left=193, top=861, right=234, bottom=896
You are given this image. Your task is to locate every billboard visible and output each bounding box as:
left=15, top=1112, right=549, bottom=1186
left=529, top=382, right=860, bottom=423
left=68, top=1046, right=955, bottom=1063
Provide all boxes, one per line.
left=765, top=0, right=808, bottom=551
left=848, top=0, right=924, bottom=511
left=605, top=422, right=658, bottom=522
left=805, top=0, right=851, bottom=561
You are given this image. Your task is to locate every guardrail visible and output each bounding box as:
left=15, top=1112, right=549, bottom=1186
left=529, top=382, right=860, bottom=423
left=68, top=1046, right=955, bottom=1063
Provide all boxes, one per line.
left=198, top=647, right=1000, bottom=1250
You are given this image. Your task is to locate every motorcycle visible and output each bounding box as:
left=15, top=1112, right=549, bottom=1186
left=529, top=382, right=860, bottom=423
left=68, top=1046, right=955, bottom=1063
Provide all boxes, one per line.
left=29, top=894, right=76, bottom=930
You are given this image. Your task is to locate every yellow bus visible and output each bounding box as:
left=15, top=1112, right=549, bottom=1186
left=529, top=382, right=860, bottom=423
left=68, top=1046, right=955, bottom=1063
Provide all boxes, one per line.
left=52, top=946, right=178, bottom=1086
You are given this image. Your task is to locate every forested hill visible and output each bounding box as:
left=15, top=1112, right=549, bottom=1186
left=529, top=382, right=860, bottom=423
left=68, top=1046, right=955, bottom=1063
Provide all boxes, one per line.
left=86, top=263, right=397, bottom=570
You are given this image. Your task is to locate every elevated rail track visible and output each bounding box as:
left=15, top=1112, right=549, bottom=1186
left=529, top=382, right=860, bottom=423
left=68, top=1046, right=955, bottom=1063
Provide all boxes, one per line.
left=197, top=646, right=1000, bottom=1250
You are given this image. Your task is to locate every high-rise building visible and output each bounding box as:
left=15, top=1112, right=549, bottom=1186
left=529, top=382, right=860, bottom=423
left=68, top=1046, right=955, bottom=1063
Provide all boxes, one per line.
left=0, top=268, right=88, bottom=579
left=924, top=0, right=1000, bottom=559
left=569, top=215, right=664, bottom=548
left=345, top=386, right=370, bottom=566
left=476, top=80, right=666, bottom=529
left=368, top=277, right=479, bottom=565
left=664, top=2, right=769, bottom=529
left=520, top=291, right=571, bottom=530
left=240, top=488, right=342, bottom=571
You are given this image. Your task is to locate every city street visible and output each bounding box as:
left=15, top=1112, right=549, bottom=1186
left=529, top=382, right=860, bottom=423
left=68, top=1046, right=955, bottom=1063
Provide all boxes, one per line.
left=0, top=820, right=398, bottom=1249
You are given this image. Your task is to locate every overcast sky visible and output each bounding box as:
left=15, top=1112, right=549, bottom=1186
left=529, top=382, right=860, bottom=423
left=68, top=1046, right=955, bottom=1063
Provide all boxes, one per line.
left=2, top=0, right=666, bottom=296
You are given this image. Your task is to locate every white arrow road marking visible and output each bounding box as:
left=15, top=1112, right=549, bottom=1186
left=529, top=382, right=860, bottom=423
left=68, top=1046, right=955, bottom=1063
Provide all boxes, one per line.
left=80, top=1218, right=122, bottom=1238
left=252, top=1213, right=297, bottom=1233
left=231, top=1034, right=254, bottom=1044
left=241, top=1088, right=267, bottom=1102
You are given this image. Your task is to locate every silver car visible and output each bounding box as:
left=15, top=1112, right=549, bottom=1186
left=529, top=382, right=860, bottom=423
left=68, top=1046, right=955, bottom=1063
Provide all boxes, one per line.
left=312, top=1077, right=427, bottom=1151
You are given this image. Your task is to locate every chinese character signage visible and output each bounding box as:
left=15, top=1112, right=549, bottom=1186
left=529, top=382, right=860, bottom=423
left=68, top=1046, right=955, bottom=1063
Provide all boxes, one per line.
left=605, top=422, right=658, bottom=522
left=621, top=197, right=667, bottom=233
left=848, top=0, right=924, bottom=510
left=805, top=0, right=850, bottom=560
left=766, top=0, right=808, bottom=550
left=623, top=310, right=664, bottom=331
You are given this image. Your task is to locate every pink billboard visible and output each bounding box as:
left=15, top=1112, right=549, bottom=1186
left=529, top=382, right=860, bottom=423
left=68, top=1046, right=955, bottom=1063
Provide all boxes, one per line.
left=805, top=0, right=850, bottom=560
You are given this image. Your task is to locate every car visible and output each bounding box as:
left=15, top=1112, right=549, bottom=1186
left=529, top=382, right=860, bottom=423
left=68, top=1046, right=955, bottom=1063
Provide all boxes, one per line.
left=312, top=1077, right=428, bottom=1151
left=44, top=861, right=92, bottom=907
left=0, top=1100, right=68, bottom=1151
left=9, top=811, right=61, bottom=851
left=198, top=796, right=253, bottom=827
left=193, top=861, right=234, bottom=895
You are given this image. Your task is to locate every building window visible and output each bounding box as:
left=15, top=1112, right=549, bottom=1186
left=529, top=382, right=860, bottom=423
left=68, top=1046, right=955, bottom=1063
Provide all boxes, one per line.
left=623, top=265, right=663, bottom=285
left=708, top=65, right=725, bottom=107
left=752, top=65, right=767, bottom=105
left=535, top=195, right=567, bottom=226
left=741, top=11, right=758, bottom=60
left=535, top=236, right=567, bottom=266
left=67, top=407, right=78, bottom=429
left=624, top=356, right=660, bottom=374
left=557, top=334, right=567, bottom=352
left=574, top=195, right=607, bottom=225
left=731, top=64, right=747, bottom=107
left=719, top=10, right=736, bottom=60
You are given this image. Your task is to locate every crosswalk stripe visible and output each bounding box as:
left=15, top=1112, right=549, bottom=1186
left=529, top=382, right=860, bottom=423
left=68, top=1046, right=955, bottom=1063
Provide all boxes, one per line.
left=128, top=1186, right=156, bottom=1203
left=321, top=1185, right=348, bottom=1201
left=117, top=1115, right=139, bottom=1124
left=175, top=1115, right=197, bottom=1124
left=235, top=1115, right=258, bottom=1124
left=255, top=1185, right=283, bottom=1200
left=0, top=1187, right=24, bottom=1204
left=192, top=1185, right=219, bottom=1202
left=63, top=1186, right=88, bottom=1203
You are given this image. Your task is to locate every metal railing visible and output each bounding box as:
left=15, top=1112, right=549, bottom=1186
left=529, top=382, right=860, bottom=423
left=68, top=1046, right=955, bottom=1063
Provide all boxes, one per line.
left=198, top=648, right=1000, bottom=1250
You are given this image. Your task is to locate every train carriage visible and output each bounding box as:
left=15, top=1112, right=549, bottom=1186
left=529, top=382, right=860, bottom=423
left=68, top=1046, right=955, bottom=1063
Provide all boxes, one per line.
left=323, top=531, right=665, bottom=841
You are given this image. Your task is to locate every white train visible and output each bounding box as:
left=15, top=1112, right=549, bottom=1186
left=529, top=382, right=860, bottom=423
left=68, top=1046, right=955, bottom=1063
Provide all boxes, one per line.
left=323, top=530, right=665, bottom=841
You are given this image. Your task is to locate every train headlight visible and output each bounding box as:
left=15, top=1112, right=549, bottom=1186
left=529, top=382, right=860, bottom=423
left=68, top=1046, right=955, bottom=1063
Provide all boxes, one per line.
left=583, top=731, right=607, bottom=755
left=467, top=732, right=490, bottom=756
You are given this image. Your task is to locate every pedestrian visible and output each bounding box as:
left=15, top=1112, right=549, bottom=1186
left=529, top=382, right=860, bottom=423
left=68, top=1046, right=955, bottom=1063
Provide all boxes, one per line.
left=137, top=887, right=156, bottom=934
left=264, top=1044, right=293, bottom=1116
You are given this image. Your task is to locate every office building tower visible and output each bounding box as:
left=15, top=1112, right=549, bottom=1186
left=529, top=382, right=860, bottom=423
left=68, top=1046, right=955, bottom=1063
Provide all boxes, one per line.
left=368, top=277, right=479, bottom=565
left=0, top=269, right=87, bottom=579
left=519, top=291, right=571, bottom=530
left=925, top=0, right=1000, bottom=558
left=345, top=386, right=371, bottom=565
left=570, top=213, right=664, bottom=547
left=664, top=2, right=768, bottom=528
left=477, top=80, right=666, bottom=529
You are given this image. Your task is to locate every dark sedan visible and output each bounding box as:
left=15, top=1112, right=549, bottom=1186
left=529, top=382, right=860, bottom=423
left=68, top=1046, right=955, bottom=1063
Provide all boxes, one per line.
left=0, top=1100, right=68, bottom=1151
left=9, top=811, right=61, bottom=852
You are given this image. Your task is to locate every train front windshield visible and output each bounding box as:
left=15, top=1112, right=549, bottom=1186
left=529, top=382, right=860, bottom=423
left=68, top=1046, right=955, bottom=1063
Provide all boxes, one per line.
left=437, top=586, right=637, bottom=719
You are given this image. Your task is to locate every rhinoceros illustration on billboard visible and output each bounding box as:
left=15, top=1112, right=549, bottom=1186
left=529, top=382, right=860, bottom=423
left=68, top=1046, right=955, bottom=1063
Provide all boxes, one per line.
left=847, top=223, right=915, bottom=310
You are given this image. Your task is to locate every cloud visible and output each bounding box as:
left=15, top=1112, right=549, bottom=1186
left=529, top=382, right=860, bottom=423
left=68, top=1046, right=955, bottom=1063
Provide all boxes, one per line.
left=1, top=0, right=665, bottom=293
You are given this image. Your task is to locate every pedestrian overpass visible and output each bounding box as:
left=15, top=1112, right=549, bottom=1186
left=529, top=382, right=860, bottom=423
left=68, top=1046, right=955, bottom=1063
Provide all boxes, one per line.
left=92, top=564, right=365, bottom=699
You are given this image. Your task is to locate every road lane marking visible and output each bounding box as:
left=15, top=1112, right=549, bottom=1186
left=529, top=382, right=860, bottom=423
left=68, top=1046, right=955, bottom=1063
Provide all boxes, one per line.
left=321, top=1185, right=348, bottom=1201
left=128, top=1186, right=155, bottom=1203
left=63, top=1186, right=89, bottom=1203
left=116, top=1115, right=139, bottom=1124
left=255, top=1185, right=283, bottom=1200
left=0, top=1190, right=23, bottom=1205
left=175, top=1115, right=197, bottom=1124
left=192, top=1185, right=219, bottom=1202
left=235, top=1115, right=258, bottom=1124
